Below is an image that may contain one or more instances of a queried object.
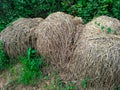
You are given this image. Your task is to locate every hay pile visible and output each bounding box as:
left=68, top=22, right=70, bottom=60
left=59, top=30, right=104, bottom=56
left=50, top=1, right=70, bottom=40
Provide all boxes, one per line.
left=0, top=18, right=43, bottom=58
left=71, top=16, right=120, bottom=89
left=34, top=12, right=83, bottom=75
left=84, top=16, right=120, bottom=37
left=1, top=12, right=120, bottom=89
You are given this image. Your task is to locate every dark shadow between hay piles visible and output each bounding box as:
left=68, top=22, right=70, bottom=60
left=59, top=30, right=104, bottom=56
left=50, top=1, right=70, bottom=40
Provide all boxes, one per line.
left=70, top=16, right=120, bottom=89
left=0, top=18, right=43, bottom=59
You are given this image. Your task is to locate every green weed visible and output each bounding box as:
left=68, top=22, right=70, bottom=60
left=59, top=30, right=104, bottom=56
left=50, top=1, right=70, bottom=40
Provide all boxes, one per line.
left=81, top=77, right=90, bottom=89
left=101, top=25, right=105, bottom=30
left=115, top=86, right=120, bottom=90
left=94, top=22, right=117, bottom=34
left=18, top=47, right=45, bottom=85
left=94, top=21, right=97, bottom=25
left=107, top=27, right=112, bottom=34
left=97, top=23, right=100, bottom=26
left=44, top=71, right=77, bottom=90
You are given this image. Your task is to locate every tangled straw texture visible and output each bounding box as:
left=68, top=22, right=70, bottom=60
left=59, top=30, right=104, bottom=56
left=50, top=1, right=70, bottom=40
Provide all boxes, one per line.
left=0, top=12, right=120, bottom=89
left=86, top=16, right=120, bottom=36
left=72, top=16, right=120, bottom=89
left=35, top=12, right=77, bottom=69
left=0, top=18, right=43, bottom=59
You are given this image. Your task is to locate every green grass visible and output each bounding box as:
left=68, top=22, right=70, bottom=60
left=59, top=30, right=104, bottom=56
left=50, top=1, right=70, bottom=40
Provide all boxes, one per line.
left=115, top=86, right=120, bottom=90
left=1, top=41, right=119, bottom=89
left=44, top=71, right=77, bottom=90
left=0, top=44, right=77, bottom=89
left=18, top=47, right=46, bottom=85
left=81, top=77, right=90, bottom=89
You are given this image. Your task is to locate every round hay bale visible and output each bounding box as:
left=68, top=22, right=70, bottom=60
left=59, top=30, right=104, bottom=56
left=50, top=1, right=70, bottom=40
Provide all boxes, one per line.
left=35, top=12, right=83, bottom=73
left=85, top=15, right=120, bottom=36
left=0, top=18, right=43, bottom=59
left=70, top=16, right=120, bottom=89
left=35, top=12, right=75, bottom=66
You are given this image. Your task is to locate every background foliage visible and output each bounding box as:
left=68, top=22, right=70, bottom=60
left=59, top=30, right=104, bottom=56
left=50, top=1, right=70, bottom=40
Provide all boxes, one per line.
left=0, top=0, right=120, bottom=31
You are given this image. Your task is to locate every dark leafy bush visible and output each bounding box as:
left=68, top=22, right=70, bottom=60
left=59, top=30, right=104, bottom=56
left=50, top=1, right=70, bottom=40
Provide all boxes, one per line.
left=63, top=0, right=120, bottom=23
left=111, top=1, right=120, bottom=19
left=0, top=0, right=62, bottom=32
left=0, top=0, right=120, bottom=31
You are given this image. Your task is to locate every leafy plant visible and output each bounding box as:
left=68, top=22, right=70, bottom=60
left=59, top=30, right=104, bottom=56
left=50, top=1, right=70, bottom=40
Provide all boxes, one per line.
left=18, top=47, right=45, bottom=85
left=101, top=25, right=105, bottom=30
left=97, top=23, right=100, bottom=26
left=61, top=0, right=120, bottom=23
left=94, top=22, right=117, bottom=34
left=107, top=27, right=112, bottom=34
left=0, top=0, right=120, bottom=32
left=81, top=77, right=90, bottom=89
left=94, top=21, right=97, bottom=25
left=44, top=71, right=77, bottom=90
left=115, top=86, right=120, bottom=90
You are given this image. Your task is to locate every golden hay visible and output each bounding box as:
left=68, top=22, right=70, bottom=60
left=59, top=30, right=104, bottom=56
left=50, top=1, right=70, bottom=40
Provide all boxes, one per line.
left=0, top=18, right=43, bottom=58
left=35, top=12, right=83, bottom=73
left=70, top=16, right=120, bottom=89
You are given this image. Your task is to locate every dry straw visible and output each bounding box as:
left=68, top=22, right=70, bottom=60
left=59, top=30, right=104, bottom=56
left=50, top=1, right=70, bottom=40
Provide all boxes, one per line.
left=35, top=12, right=83, bottom=75
left=71, top=16, right=120, bottom=89
left=0, top=18, right=43, bottom=59
left=84, top=16, right=120, bottom=37
left=1, top=12, right=119, bottom=89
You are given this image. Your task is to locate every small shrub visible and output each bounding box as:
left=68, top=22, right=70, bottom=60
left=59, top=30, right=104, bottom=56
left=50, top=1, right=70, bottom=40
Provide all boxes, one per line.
left=18, top=47, right=45, bottom=85
left=62, top=0, right=120, bottom=23
left=1, top=0, right=120, bottom=32
left=81, top=77, right=90, bottom=89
